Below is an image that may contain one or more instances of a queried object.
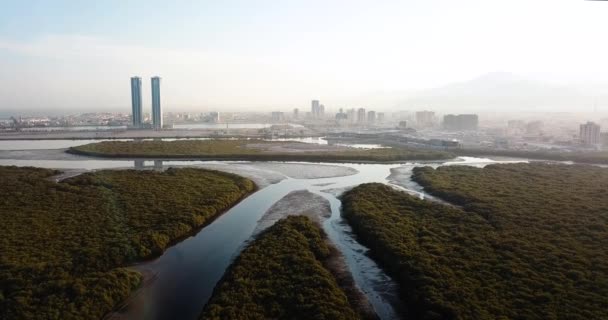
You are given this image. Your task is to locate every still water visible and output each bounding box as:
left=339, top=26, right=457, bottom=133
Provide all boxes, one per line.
left=0, top=156, right=522, bottom=320
left=0, top=137, right=385, bottom=151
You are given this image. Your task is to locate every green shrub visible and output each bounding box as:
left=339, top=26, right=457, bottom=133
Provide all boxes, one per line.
left=0, top=166, right=254, bottom=319
left=342, top=164, right=608, bottom=319
left=200, top=216, right=363, bottom=320
left=68, top=139, right=453, bottom=162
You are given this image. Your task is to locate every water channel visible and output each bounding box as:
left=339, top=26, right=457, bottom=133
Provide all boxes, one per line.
left=0, top=141, right=526, bottom=320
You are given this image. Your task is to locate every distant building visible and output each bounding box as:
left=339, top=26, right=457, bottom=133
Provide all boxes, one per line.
left=335, top=108, right=348, bottom=123
left=377, top=112, right=385, bottom=123
left=311, top=100, right=320, bottom=119
left=416, top=111, right=435, bottom=127
left=271, top=111, right=285, bottom=122
left=130, top=77, right=143, bottom=128
left=367, top=111, right=376, bottom=123
left=293, top=108, right=299, bottom=119
left=347, top=108, right=356, bottom=124
left=151, top=76, right=163, bottom=129
left=525, top=121, right=543, bottom=135
left=319, top=104, right=325, bottom=118
left=580, top=121, right=601, bottom=145
left=398, top=121, right=408, bottom=129
left=357, top=108, right=366, bottom=124
left=443, top=114, right=478, bottom=131
left=210, top=112, right=220, bottom=123
left=601, top=132, right=608, bottom=147
left=508, top=120, right=525, bottom=129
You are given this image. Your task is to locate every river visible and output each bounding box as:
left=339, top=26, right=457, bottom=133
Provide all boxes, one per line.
left=0, top=142, right=526, bottom=320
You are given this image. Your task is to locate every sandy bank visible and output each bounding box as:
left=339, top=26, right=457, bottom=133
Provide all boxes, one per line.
left=254, top=190, right=331, bottom=233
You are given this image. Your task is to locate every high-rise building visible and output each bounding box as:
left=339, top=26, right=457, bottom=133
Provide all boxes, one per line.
left=443, top=114, right=478, bottom=131
left=601, top=132, right=608, bottom=147
left=357, top=108, right=366, bottom=124
left=525, top=121, right=543, bottom=136
left=377, top=112, right=385, bottom=123
left=130, top=77, right=143, bottom=128
left=367, top=111, right=376, bottom=123
left=580, top=121, right=601, bottom=145
left=311, top=100, right=320, bottom=119
left=347, top=108, right=356, bottom=124
left=210, top=112, right=220, bottom=123
left=319, top=104, right=325, bottom=118
left=335, top=108, right=347, bottom=123
left=271, top=111, right=285, bottom=122
left=151, top=77, right=163, bottom=129
left=293, top=108, right=299, bottom=119
left=416, top=111, right=435, bottom=127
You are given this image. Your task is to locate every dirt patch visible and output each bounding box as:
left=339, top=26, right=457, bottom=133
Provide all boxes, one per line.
left=254, top=190, right=331, bottom=233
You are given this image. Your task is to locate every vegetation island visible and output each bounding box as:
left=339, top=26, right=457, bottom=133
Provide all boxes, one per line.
left=200, top=216, right=374, bottom=320
left=342, top=163, right=608, bottom=319
left=0, top=166, right=254, bottom=319
left=67, top=139, right=454, bottom=162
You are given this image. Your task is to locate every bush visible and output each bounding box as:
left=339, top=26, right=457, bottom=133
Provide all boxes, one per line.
left=342, top=163, right=608, bottom=319
left=200, top=216, right=363, bottom=320
left=0, top=166, right=254, bottom=319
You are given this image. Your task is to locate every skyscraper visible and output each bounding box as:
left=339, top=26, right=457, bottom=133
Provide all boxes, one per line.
left=311, top=100, right=320, bottom=119
left=416, top=111, right=435, bottom=128
left=367, top=111, right=376, bottom=123
left=151, top=77, right=162, bottom=129
left=357, top=108, right=366, bottom=124
left=130, top=77, right=142, bottom=128
left=580, top=121, right=601, bottom=145
left=347, top=108, right=356, bottom=124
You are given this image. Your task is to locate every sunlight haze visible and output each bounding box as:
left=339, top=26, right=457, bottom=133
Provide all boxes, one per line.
left=1, top=0, right=607, bottom=112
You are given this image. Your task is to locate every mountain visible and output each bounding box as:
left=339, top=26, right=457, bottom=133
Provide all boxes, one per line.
left=394, top=72, right=597, bottom=113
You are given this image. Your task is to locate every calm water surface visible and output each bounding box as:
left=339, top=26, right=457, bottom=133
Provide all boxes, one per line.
left=0, top=137, right=386, bottom=151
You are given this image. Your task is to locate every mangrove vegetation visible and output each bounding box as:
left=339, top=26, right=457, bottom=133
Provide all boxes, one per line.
left=200, top=215, right=371, bottom=320
left=68, top=139, right=453, bottom=162
left=0, top=166, right=254, bottom=319
left=342, top=163, right=608, bottom=319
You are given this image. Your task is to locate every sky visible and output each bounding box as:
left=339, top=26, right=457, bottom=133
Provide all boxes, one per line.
left=1, top=0, right=608, bottom=113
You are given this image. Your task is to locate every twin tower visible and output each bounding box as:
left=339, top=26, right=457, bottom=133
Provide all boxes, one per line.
left=131, top=76, right=162, bottom=129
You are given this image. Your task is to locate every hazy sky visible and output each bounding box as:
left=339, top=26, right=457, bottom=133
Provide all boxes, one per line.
left=1, top=0, right=608, bottom=112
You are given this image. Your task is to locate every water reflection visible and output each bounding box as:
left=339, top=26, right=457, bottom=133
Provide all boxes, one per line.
left=132, top=160, right=165, bottom=171
left=154, top=160, right=163, bottom=171
left=134, top=160, right=145, bottom=169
